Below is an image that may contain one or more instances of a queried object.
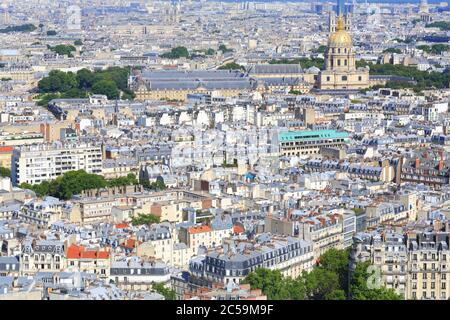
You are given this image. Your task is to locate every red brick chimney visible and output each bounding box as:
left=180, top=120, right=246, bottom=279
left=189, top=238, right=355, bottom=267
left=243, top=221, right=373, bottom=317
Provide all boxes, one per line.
left=438, top=150, right=444, bottom=171
left=415, top=158, right=420, bottom=169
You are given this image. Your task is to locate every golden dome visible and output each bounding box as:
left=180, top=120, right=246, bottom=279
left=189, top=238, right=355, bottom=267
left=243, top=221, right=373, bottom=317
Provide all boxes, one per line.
left=328, top=15, right=352, bottom=46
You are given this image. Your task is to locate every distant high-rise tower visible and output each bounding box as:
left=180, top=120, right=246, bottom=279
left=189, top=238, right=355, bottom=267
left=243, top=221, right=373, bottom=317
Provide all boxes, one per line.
left=329, top=0, right=352, bottom=32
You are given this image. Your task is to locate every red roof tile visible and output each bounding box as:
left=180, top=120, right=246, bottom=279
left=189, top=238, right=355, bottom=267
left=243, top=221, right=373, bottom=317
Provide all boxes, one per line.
left=188, top=225, right=212, bottom=234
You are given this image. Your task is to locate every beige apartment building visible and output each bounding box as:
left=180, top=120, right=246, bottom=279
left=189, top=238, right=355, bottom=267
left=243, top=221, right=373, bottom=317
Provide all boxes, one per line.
left=351, top=230, right=450, bottom=300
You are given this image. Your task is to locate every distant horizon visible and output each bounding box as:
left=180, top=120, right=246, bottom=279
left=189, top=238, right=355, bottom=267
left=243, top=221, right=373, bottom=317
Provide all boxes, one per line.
left=211, top=0, right=445, bottom=4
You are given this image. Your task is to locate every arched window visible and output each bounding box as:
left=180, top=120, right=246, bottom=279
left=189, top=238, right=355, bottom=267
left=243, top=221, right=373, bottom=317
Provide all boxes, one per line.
left=344, top=59, right=347, bottom=66
left=338, top=48, right=341, bottom=53
left=337, top=59, right=341, bottom=66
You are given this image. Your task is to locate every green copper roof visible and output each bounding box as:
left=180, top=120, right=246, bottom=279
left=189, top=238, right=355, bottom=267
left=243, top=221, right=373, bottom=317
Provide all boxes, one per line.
left=279, top=130, right=349, bottom=142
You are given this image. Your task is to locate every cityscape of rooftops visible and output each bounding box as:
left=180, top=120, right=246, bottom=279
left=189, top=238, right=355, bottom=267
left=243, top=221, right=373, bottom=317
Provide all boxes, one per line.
left=0, top=0, right=448, bottom=308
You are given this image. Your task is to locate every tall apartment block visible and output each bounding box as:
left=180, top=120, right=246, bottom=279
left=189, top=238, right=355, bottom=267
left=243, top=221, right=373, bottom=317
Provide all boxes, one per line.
left=12, top=143, right=103, bottom=185
left=351, top=230, right=450, bottom=300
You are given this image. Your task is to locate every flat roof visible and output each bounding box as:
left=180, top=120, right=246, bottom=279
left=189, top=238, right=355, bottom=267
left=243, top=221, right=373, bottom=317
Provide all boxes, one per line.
left=279, top=129, right=349, bottom=142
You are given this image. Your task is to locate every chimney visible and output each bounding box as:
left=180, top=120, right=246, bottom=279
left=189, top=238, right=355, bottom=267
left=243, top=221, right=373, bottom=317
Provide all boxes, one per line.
left=415, top=158, right=420, bottom=169
left=438, top=160, right=444, bottom=171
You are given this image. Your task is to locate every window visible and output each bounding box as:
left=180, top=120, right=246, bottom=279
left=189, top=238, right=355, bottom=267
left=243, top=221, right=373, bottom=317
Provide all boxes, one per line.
left=326, top=76, right=330, bottom=82
left=337, top=59, right=341, bottom=66
left=342, top=76, right=347, bottom=81
left=358, top=76, right=362, bottom=81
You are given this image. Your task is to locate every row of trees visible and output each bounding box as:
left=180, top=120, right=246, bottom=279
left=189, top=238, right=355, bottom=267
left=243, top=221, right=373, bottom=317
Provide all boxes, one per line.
left=268, top=57, right=324, bottom=69
left=131, top=213, right=160, bottom=226
left=139, top=179, right=167, bottom=191
left=383, top=48, right=402, bottom=54
left=19, top=170, right=138, bottom=200
left=218, top=62, right=245, bottom=71
left=426, top=21, right=450, bottom=31
left=416, top=44, right=449, bottom=55
left=0, top=24, right=37, bottom=33
left=37, top=67, right=135, bottom=103
left=356, top=61, right=450, bottom=92
left=242, top=248, right=401, bottom=300
left=160, top=45, right=234, bottom=60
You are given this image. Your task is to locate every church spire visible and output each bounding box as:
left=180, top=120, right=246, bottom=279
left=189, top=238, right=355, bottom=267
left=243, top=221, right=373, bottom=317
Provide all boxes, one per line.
left=336, top=14, right=345, bottom=31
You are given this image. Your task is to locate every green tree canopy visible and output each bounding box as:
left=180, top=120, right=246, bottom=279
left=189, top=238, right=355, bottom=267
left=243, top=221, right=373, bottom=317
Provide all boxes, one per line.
left=383, top=48, right=402, bottom=54
left=92, top=79, right=120, bottom=100
left=350, top=261, right=403, bottom=300
left=37, top=67, right=134, bottom=105
left=0, top=167, right=11, bottom=178
left=218, top=62, right=245, bottom=71
left=131, top=213, right=161, bottom=226
left=0, top=24, right=37, bottom=33
left=49, top=44, right=76, bottom=57
left=426, top=21, right=450, bottom=31
left=160, top=46, right=190, bottom=59
left=152, top=282, right=176, bottom=300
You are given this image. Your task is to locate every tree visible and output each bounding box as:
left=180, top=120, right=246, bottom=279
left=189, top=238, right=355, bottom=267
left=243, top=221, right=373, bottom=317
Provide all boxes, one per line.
left=219, top=44, right=233, bottom=53
left=76, top=68, right=95, bottom=89
left=242, top=268, right=291, bottom=300
left=152, top=282, right=176, bottom=300
left=37, top=67, right=134, bottom=105
left=19, top=170, right=107, bottom=200
left=304, top=268, right=343, bottom=300
left=131, top=213, right=160, bottom=226
left=205, top=48, right=215, bottom=55
left=314, top=45, right=327, bottom=53
left=352, top=208, right=365, bottom=216
left=350, top=261, right=402, bottom=300
left=0, top=167, right=11, bottom=178
left=160, top=46, right=190, bottom=59
left=383, top=48, right=402, bottom=54
left=318, top=248, right=350, bottom=295
left=107, top=173, right=138, bottom=188
left=49, top=44, right=76, bottom=57
left=38, top=70, right=78, bottom=93
left=92, top=80, right=120, bottom=99
left=218, top=62, right=245, bottom=71
left=139, top=178, right=167, bottom=191
left=268, top=58, right=324, bottom=70
left=74, top=39, right=83, bottom=46
left=426, top=21, right=450, bottom=31
left=0, top=24, right=37, bottom=33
